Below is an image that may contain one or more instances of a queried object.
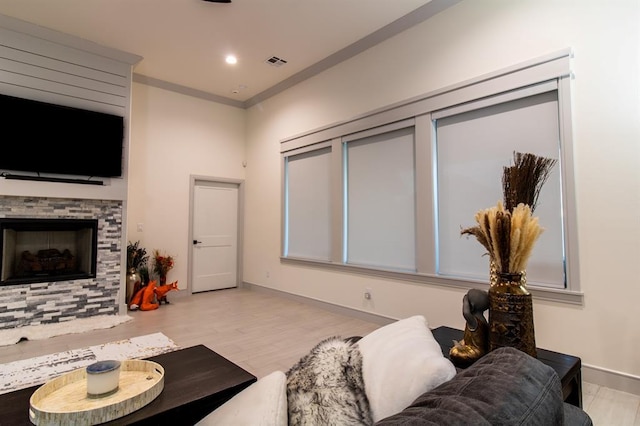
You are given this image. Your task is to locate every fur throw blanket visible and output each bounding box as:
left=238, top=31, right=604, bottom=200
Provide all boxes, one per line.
left=286, top=336, right=372, bottom=425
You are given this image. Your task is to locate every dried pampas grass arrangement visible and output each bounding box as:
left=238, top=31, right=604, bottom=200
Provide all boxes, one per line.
left=502, top=151, right=557, bottom=212
left=462, top=201, right=544, bottom=274
left=462, top=202, right=543, bottom=275
left=461, top=151, right=556, bottom=277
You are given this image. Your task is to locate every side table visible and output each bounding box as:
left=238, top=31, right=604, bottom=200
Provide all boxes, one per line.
left=432, top=326, right=583, bottom=408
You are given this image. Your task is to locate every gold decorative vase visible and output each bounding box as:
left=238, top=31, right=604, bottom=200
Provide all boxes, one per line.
left=488, top=262, right=537, bottom=357
left=126, top=267, right=142, bottom=305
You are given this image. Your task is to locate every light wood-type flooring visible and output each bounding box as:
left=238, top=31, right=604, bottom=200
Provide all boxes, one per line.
left=0, top=287, right=637, bottom=425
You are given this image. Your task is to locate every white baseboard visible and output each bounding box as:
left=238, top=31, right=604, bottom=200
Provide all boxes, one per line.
left=242, top=282, right=394, bottom=326
left=583, top=364, right=640, bottom=396
left=242, top=281, right=640, bottom=397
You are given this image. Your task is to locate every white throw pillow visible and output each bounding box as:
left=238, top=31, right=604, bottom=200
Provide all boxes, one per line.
left=357, top=315, right=457, bottom=422
left=196, top=370, right=288, bottom=426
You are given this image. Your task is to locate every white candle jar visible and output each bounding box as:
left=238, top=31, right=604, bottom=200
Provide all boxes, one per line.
left=86, top=360, right=121, bottom=398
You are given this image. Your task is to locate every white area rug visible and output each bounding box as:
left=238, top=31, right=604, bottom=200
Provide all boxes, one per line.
left=0, top=332, right=179, bottom=395
left=0, top=314, right=133, bottom=347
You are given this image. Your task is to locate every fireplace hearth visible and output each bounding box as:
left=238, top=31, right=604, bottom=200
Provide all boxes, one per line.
left=0, top=218, right=98, bottom=285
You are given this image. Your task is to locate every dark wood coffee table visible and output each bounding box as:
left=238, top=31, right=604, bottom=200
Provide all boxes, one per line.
left=432, top=326, right=583, bottom=408
left=0, top=344, right=256, bottom=425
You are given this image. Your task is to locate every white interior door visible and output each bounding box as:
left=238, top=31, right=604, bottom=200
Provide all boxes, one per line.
left=192, top=181, right=239, bottom=293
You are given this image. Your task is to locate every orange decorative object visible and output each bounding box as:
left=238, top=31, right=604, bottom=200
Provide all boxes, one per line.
left=128, top=287, right=144, bottom=311
left=140, top=280, right=159, bottom=311
left=155, top=281, right=179, bottom=304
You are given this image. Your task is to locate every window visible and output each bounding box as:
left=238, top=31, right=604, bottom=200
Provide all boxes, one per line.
left=434, top=88, right=565, bottom=288
left=284, top=146, right=332, bottom=261
left=345, top=126, right=416, bottom=271
left=280, top=49, right=581, bottom=303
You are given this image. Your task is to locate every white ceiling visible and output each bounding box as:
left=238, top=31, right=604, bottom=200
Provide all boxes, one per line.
left=0, top=0, right=452, bottom=108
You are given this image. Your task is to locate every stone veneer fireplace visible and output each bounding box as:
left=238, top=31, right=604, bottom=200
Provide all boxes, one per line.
left=0, top=218, right=98, bottom=285
left=0, top=196, right=122, bottom=330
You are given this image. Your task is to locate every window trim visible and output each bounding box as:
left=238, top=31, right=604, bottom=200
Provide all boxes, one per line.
left=280, top=48, right=583, bottom=305
left=280, top=49, right=573, bottom=153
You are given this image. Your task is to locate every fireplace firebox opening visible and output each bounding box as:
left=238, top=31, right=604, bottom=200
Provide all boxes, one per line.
left=0, top=218, right=98, bottom=285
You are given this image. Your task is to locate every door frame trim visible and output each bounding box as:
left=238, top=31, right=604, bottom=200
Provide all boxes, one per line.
left=188, top=175, right=245, bottom=294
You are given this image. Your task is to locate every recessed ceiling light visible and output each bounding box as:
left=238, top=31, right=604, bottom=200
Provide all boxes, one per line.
left=230, top=84, right=248, bottom=95
left=225, top=55, right=237, bottom=65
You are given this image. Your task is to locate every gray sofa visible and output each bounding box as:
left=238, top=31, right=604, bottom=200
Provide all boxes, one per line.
left=376, top=347, right=592, bottom=425
left=197, top=316, right=592, bottom=426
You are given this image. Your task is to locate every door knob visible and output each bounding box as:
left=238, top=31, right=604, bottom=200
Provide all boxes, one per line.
left=193, top=240, right=202, bottom=245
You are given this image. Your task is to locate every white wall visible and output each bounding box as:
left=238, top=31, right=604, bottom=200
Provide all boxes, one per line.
left=244, top=0, right=640, bottom=386
left=128, top=83, right=246, bottom=290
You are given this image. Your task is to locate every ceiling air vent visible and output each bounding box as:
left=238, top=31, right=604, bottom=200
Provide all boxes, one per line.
left=265, top=56, right=288, bottom=67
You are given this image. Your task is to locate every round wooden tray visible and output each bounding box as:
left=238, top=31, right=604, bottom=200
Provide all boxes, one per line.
left=29, top=359, right=164, bottom=426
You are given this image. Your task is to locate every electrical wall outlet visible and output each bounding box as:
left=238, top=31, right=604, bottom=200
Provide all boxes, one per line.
left=364, top=287, right=372, bottom=300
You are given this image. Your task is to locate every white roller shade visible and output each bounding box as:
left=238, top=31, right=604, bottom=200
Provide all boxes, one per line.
left=285, top=148, right=332, bottom=260
left=435, top=90, right=564, bottom=287
left=346, top=127, right=416, bottom=271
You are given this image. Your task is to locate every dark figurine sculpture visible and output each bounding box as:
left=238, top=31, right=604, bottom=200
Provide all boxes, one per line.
left=449, top=289, right=490, bottom=368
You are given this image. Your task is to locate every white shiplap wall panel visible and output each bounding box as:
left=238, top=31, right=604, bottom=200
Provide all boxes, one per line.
left=0, top=26, right=131, bottom=115
left=0, top=45, right=127, bottom=90
left=0, top=26, right=131, bottom=76
left=0, top=43, right=129, bottom=87
left=0, top=73, right=126, bottom=113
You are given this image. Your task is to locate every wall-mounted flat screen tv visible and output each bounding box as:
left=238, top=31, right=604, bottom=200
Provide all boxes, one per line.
left=0, top=93, right=124, bottom=178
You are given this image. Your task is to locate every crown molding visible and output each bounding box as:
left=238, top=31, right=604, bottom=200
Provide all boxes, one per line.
left=134, top=0, right=463, bottom=109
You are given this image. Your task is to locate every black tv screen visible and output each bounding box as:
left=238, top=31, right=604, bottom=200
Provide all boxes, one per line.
left=0, top=93, right=124, bottom=178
